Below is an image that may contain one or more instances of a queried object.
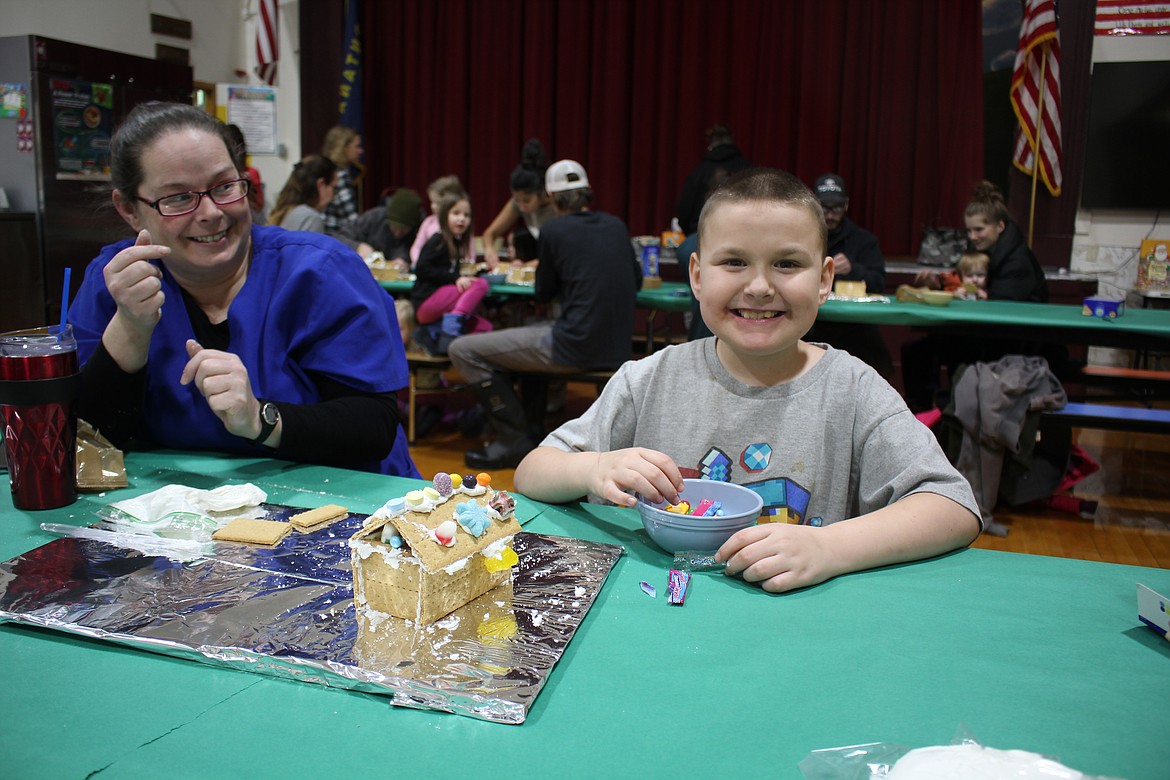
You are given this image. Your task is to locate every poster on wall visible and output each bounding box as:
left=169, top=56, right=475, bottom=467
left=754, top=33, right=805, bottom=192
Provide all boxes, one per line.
left=50, top=79, right=114, bottom=179
left=1136, top=239, right=1170, bottom=295
left=224, top=85, right=277, bottom=155
left=1, top=83, right=28, bottom=118
left=1096, top=0, right=1170, bottom=36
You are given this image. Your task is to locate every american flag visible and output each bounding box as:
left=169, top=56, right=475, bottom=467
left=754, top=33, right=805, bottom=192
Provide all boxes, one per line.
left=1011, top=0, right=1062, bottom=197
left=255, top=0, right=279, bottom=86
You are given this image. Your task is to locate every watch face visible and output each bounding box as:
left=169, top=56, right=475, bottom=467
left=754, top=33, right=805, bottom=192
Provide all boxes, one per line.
left=261, top=403, right=280, bottom=425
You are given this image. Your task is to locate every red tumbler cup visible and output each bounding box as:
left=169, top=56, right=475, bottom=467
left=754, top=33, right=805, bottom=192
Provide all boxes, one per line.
left=0, top=325, right=80, bottom=510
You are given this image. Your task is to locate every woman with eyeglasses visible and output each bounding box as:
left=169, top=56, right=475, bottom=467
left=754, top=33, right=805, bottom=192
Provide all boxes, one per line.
left=68, top=102, right=419, bottom=477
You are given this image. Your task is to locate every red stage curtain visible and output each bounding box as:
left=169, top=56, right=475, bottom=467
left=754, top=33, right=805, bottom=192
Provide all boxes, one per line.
left=301, top=0, right=984, bottom=257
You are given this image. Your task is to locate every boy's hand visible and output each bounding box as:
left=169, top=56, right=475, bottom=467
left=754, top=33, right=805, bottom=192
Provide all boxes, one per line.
left=591, top=448, right=684, bottom=508
left=716, top=523, right=836, bottom=593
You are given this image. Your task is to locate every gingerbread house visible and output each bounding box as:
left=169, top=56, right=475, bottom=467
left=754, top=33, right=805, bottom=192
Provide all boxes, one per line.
left=349, top=474, right=522, bottom=625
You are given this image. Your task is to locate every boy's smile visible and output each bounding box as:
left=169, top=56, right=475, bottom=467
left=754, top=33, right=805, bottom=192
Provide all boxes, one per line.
left=690, top=201, right=832, bottom=384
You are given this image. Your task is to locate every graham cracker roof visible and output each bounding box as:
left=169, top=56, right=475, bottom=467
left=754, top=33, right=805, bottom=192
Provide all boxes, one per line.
left=364, top=492, right=520, bottom=572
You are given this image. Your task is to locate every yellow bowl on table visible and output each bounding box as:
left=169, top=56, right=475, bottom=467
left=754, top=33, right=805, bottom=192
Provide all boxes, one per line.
left=921, top=290, right=954, bottom=306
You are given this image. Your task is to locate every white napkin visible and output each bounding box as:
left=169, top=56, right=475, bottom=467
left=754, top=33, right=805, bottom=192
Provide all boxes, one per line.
left=100, top=483, right=269, bottom=540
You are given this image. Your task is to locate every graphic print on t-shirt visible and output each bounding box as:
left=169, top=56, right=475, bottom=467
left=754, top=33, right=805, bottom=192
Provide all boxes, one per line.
left=681, top=445, right=823, bottom=527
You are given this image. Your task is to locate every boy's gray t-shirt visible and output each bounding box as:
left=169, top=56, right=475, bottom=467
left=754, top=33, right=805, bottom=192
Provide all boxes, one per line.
left=542, top=339, right=979, bottom=526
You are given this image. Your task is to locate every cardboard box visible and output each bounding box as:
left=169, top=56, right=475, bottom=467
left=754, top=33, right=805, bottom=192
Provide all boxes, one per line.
left=1082, top=296, right=1125, bottom=319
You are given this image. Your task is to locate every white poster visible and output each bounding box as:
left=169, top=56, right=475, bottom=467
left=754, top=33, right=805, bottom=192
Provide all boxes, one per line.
left=223, top=85, right=277, bottom=155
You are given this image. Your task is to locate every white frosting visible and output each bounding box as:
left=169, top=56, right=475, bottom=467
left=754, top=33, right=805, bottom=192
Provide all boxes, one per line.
left=481, top=535, right=515, bottom=560
left=362, top=607, right=392, bottom=633
left=443, top=556, right=470, bottom=574
left=888, top=745, right=1086, bottom=779
left=349, top=537, right=411, bottom=569
left=351, top=538, right=379, bottom=560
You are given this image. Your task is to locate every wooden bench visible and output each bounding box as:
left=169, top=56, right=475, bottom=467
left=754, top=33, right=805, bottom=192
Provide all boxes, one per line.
left=1041, top=402, right=1170, bottom=435
left=1074, top=364, right=1170, bottom=402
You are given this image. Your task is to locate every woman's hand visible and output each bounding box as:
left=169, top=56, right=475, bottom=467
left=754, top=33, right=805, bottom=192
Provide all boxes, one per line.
left=483, top=246, right=500, bottom=270
left=101, top=229, right=169, bottom=372
left=105, top=229, right=168, bottom=334
left=179, top=339, right=267, bottom=441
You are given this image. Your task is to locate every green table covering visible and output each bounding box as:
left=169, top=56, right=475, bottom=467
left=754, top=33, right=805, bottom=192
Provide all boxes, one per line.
left=380, top=276, right=696, bottom=313
left=819, top=297, right=1170, bottom=343
left=1, top=452, right=1167, bottom=779
left=382, top=276, right=1170, bottom=348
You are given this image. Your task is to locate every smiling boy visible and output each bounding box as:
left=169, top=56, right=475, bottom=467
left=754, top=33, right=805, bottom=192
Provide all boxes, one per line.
left=514, top=168, right=979, bottom=593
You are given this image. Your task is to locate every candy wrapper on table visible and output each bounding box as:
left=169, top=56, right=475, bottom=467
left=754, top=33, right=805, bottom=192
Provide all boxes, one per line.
left=0, top=500, right=623, bottom=724
left=74, top=419, right=127, bottom=491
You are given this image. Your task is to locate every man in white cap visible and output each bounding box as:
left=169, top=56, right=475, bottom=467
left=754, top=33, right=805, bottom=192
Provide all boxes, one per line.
left=448, top=159, right=642, bottom=469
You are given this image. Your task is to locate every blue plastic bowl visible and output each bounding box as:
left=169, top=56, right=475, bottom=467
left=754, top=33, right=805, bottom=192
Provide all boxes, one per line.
left=637, top=479, right=763, bottom=553
left=484, top=273, right=508, bottom=286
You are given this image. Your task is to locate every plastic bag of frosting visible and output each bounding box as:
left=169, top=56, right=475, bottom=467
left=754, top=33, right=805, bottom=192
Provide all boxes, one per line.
left=799, top=733, right=1121, bottom=779
left=96, top=483, right=268, bottom=541
left=76, top=419, right=128, bottom=491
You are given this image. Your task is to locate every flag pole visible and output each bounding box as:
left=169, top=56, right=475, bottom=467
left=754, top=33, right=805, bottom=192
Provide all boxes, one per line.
left=1027, top=41, right=1049, bottom=248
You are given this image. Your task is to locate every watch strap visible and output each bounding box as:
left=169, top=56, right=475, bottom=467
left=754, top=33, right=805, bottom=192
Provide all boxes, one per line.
left=250, top=401, right=278, bottom=445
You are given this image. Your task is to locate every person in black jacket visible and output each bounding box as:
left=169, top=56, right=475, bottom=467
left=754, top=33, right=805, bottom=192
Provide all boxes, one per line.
left=448, top=159, right=642, bottom=469
left=674, top=124, right=753, bottom=236
left=806, top=173, right=892, bottom=377
left=902, top=181, right=1055, bottom=411
left=965, top=180, right=1047, bottom=302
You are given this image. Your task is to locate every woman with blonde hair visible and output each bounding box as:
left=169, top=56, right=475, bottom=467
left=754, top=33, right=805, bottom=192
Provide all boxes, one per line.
left=320, top=125, right=363, bottom=236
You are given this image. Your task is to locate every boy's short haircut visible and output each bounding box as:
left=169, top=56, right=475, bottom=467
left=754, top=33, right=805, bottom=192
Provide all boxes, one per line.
left=551, top=188, right=593, bottom=212
left=957, top=251, right=989, bottom=276
left=695, top=167, right=827, bottom=258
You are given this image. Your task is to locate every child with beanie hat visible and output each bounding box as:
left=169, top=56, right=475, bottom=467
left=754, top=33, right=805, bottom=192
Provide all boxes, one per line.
left=338, top=188, right=425, bottom=270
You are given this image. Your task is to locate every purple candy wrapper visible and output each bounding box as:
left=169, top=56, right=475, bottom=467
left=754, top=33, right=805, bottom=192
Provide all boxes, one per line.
left=667, top=569, right=692, bottom=605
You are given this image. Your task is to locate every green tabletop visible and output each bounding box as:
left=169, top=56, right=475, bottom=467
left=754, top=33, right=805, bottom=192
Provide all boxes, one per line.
left=378, top=277, right=538, bottom=299
left=2, top=452, right=1167, bottom=779
left=380, top=276, right=695, bottom=313
left=635, top=281, right=694, bottom=312
left=818, top=297, right=1170, bottom=349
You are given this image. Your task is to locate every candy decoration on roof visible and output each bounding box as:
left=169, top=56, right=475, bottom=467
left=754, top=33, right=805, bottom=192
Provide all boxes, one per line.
left=433, top=472, right=454, bottom=498
left=430, top=519, right=457, bottom=547
left=455, top=501, right=492, bottom=537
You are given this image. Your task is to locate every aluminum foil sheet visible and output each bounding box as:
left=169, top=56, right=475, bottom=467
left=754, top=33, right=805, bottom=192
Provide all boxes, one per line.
left=0, top=505, right=624, bottom=724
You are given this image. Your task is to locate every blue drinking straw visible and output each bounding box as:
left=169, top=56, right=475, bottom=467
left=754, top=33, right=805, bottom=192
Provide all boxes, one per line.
left=60, top=267, right=71, bottom=331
